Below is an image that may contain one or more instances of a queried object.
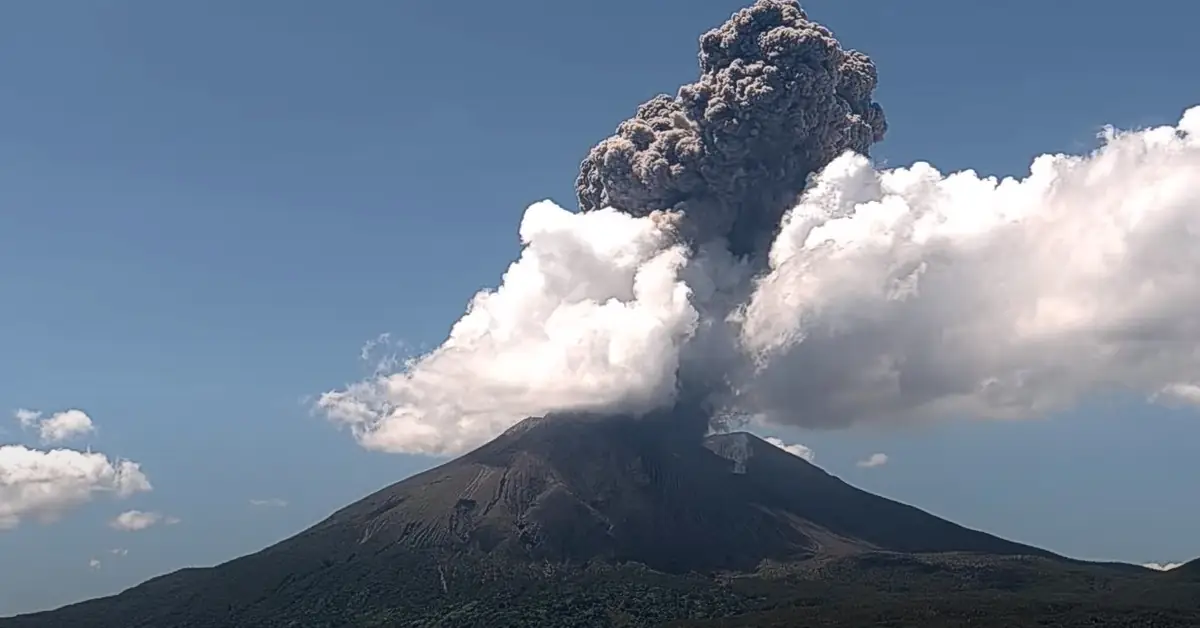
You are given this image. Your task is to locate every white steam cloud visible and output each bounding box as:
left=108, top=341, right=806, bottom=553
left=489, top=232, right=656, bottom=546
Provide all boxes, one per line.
left=321, top=108, right=1200, bottom=456
left=737, top=109, right=1200, bottom=428
left=320, top=202, right=698, bottom=455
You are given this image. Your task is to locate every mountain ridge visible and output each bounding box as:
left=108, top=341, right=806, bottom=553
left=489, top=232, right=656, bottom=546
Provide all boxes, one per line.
left=314, top=413, right=1055, bottom=570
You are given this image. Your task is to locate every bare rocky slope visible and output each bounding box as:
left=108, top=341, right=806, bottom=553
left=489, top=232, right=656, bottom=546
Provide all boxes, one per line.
left=314, top=412, right=1052, bottom=571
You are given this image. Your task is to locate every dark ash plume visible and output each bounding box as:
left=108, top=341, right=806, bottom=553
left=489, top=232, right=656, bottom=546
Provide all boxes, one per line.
left=576, top=0, right=887, bottom=257
left=319, top=1, right=896, bottom=456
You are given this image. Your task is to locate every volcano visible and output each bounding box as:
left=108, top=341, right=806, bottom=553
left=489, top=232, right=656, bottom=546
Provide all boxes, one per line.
left=316, top=412, right=1050, bottom=571
left=1173, top=559, right=1200, bottom=580
left=3, top=413, right=1194, bottom=628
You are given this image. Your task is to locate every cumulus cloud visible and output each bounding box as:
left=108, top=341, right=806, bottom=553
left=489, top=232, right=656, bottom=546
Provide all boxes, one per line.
left=37, top=410, right=94, bottom=443
left=319, top=202, right=698, bottom=455
left=88, top=558, right=102, bottom=570
left=0, top=446, right=151, bottom=530
left=14, top=408, right=96, bottom=443
left=249, top=498, right=288, bottom=508
left=735, top=109, right=1200, bottom=430
left=763, top=436, right=814, bottom=462
left=109, top=510, right=179, bottom=532
left=1144, top=562, right=1184, bottom=571
left=856, top=453, right=889, bottom=469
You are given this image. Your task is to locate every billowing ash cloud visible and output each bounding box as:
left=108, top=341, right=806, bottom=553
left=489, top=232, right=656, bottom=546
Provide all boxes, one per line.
left=318, top=0, right=1200, bottom=457
left=576, top=0, right=885, bottom=258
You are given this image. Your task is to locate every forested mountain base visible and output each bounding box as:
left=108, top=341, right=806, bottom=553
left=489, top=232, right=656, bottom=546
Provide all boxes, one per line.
left=5, top=551, right=1196, bottom=628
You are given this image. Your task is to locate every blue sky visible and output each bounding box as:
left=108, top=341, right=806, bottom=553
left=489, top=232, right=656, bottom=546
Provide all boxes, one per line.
left=1, top=0, right=1198, bottom=616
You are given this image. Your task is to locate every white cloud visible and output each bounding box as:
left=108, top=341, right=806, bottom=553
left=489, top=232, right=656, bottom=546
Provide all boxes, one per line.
left=356, top=333, right=410, bottom=377
left=249, top=498, right=288, bottom=508
left=88, top=558, right=101, bottom=570
left=14, top=408, right=96, bottom=443
left=738, top=108, right=1200, bottom=431
left=1151, top=383, right=1200, bottom=407
left=856, top=453, right=889, bottom=468
left=763, top=436, right=815, bottom=462
left=321, top=106, right=1200, bottom=455
left=319, top=202, right=699, bottom=455
left=109, top=510, right=179, bottom=532
left=360, top=332, right=391, bottom=362
left=37, top=410, right=95, bottom=443
left=110, top=548, right=128, bottom=556
left=14, top=409, right=41, bottom=428
left=1143, top=562, right=1184, bottom=571
left=0, top=446, right=151, bottom=530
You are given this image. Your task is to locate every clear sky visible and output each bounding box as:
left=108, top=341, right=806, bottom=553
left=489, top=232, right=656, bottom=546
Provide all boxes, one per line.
left=1, top=0, right=1198, bottom=616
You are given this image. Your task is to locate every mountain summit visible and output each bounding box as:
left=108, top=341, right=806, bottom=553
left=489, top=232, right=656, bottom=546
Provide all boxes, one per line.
left=317, top=413, right=1049, bottom=572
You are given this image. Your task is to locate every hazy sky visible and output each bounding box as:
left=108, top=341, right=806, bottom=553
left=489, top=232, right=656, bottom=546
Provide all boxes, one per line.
left=1, top=0, right=1198, bottom=616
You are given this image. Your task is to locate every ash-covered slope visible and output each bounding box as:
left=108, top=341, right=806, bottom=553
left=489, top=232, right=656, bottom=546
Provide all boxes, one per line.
left=315, top=412, right=1049, bottom=570
left=1, top=413, right=1053, bottom=628
left=1172, top=558, right=1200, bottom=580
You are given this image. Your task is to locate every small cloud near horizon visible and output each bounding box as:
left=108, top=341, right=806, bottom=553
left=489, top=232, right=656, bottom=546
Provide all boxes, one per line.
left=763, top=437, right=815, bottom=462
left=856, top=453, right=889, bottom=469
left=1143, top=562, right=1184, bottom=571
left=249, top=498, right=288, bottom=508
left=13, top=408, right=95, bottom=443
left=109, top=510, right=180, bottom=532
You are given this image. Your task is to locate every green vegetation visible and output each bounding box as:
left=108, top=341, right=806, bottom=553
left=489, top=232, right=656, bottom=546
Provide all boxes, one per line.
left=5, top=550, right=1197, bottom=627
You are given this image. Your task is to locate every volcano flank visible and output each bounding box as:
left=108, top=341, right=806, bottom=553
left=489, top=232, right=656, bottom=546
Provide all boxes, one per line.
left=14, top=413, right=1177, bottom=628
left=321, top=413, right=1049, bottom=571
left=5, top=415, right=1200, bottom=627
